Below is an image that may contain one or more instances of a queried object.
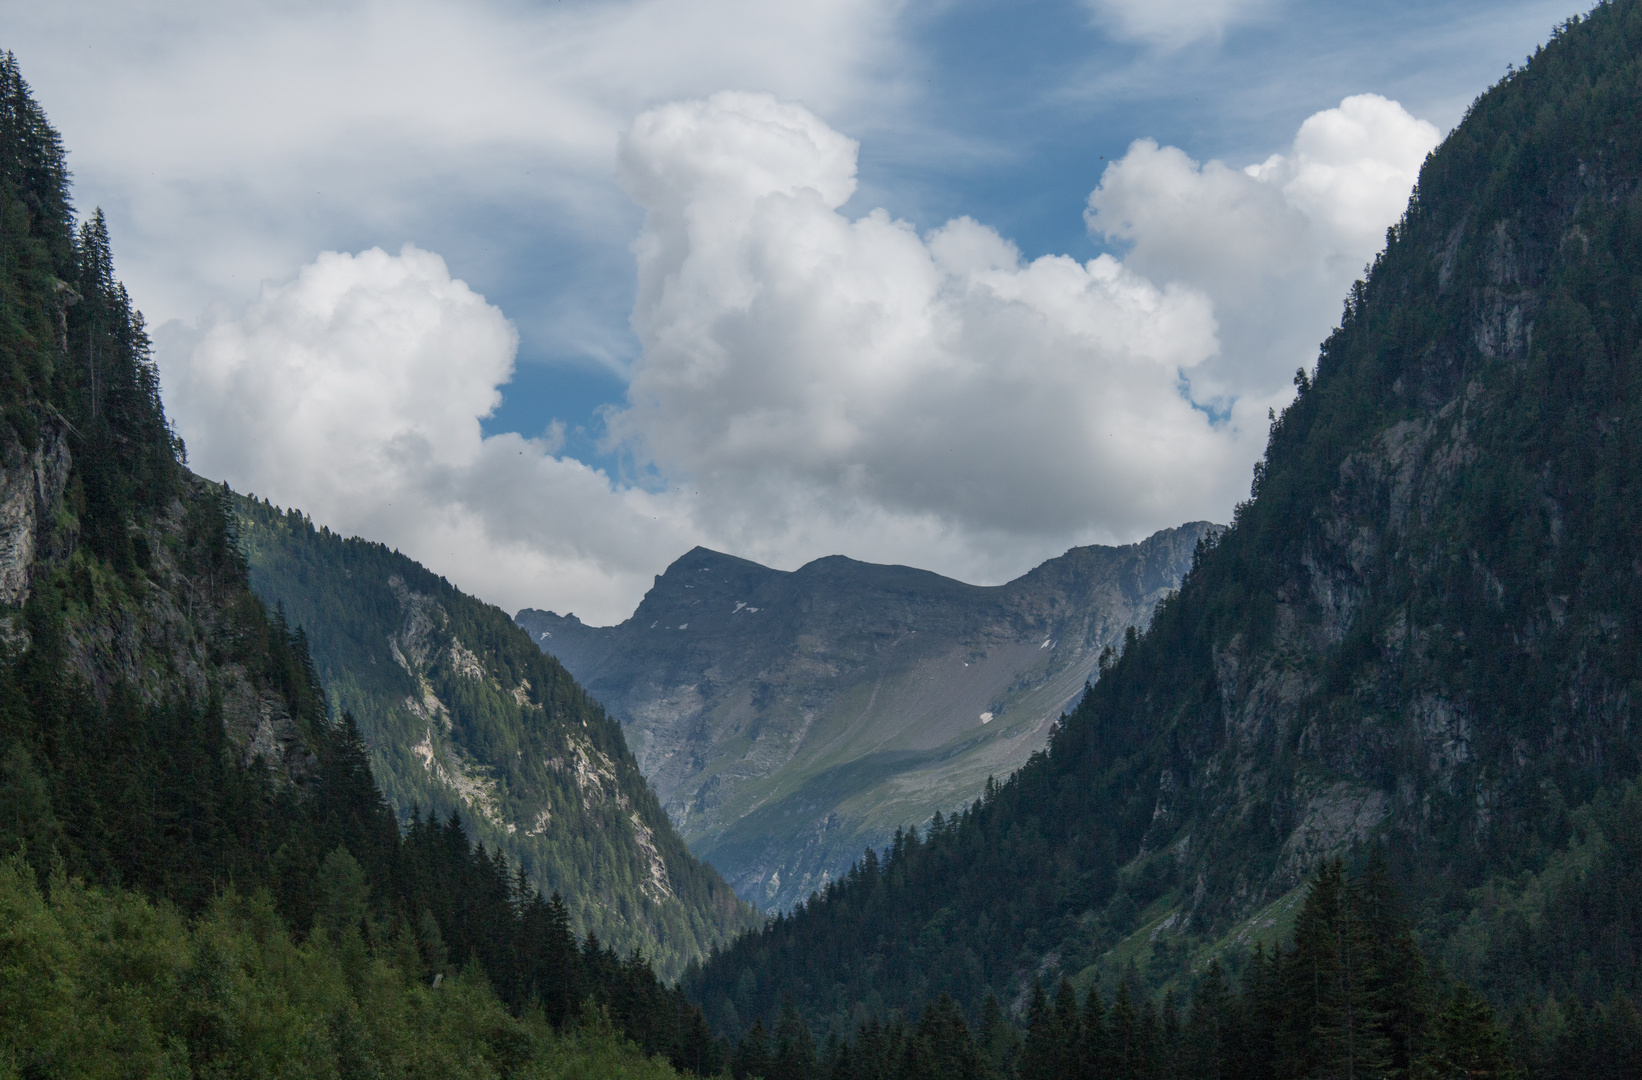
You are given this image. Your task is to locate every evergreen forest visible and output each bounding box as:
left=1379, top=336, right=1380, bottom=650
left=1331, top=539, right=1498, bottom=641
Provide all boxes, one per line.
left=686, top=2, right=1642, bottom=1074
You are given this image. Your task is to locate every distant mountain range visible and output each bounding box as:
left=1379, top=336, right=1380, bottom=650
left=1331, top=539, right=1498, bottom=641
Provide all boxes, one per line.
left=517, top=524, right=1213, bottom=910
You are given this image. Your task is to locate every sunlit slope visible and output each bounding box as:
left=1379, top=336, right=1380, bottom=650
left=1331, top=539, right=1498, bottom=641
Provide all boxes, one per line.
left=518, top=525, right=1211, bottom=909
left=235, top=497, right=758, bottom=978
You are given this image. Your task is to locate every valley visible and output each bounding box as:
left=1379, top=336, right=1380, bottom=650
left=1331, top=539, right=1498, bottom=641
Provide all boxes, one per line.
left=7, top=4, right=1642, bottom=1076
left=518, top=524, right=1212, bottom=909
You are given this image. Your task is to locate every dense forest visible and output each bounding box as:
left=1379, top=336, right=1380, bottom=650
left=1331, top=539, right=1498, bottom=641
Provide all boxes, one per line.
left=712, top=858, right=1626, bottom=1080
left=0, top=51, right=723, bottom=1077
left=233, top=494, right=757, bottom=980
left=687, top=1, right=1642, bottom=1072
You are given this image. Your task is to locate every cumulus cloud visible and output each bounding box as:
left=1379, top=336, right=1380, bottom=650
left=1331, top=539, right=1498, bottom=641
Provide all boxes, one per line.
left=1086, top=93, right=1440, bottom=406
left=612, top=92, right=1239, bottom=562
left=1085, top=0, right=1272, bottom=47
left=160, top=245, right=698, bottom=622
left=161, top=92, right=1436, bottom=624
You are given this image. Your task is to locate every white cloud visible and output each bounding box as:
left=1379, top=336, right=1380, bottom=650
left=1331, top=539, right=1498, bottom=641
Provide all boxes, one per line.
left=160, top=244, right=698, bottom=622
left=1085, top=0, right=1272, bottom=47
left=1086, top=93, right=1439, bottom=405
left=3, top=0, right=904, bottom=346
left=612, top=92, right=1240, bottom=561
left=160, top=92, right=1436, bottom=625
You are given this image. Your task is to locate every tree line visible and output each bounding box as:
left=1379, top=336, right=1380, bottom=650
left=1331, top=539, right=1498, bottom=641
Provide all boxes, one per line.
left=719, top=856, right=1642, bottom=1079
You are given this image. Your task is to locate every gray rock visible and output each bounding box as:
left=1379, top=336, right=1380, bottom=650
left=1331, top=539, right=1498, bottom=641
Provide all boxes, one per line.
left=520, top=522, right=1216, bottom=909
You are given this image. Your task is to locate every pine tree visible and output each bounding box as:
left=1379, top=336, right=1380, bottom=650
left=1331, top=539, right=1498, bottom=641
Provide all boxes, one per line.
left=771, top=996, right=816, bottom=1080
left=1421, top=985, right=1518, bottom=1079
left=1081, top=984, right=1110, bottom=1077
left=734, top=1018, right=774, bottom=1080
left=1184, top=959, right=1233, bottom=1080
left=907, top=994, right=988, bottom=1080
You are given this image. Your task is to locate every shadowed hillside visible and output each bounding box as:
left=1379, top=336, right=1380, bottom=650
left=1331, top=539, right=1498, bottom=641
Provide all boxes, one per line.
left=686, top=8, right=1642, bottom=1073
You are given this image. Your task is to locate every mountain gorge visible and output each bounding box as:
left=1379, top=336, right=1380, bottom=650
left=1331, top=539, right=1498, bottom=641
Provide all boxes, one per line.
left=234, top=496, right=758, bottom=977
left=688, top=4, right=1642, bottom=1068
left=518, top=525, right=1212, bottom=910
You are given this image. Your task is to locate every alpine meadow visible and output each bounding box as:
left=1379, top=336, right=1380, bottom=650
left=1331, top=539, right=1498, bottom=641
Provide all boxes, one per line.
left=5, top=1, right=1642, bottom=1078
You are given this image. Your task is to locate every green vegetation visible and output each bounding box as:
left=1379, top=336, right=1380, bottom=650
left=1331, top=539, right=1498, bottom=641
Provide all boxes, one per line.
left=687, top=1, right=1642, bottom=1069
left=0, top=51, right=730, bottom=1076
left=714, top=860, right=1525, bottom=1079
left=0, top=855, right=689, bottom=1080
left=234, top=497, right=757, bottom=979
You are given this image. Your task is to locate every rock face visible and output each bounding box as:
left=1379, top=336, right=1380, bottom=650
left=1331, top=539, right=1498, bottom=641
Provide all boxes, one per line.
left=236, top=499, right=759, bottom=977
left=0, top=422, right=70, bottom=608
left=0, top=452, right=321, bottom=788
left=518, top=523, right=1214, bottom=909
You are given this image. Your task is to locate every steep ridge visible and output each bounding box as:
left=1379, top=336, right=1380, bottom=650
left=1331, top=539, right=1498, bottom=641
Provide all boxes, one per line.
left=0, top=56, right=735, bottom=1078
left=0, top=60, right=333, bottom=892
left=235, top=496, right=759, bottom=978
left=518, top=526, right=1211, bottom=910
left=687, top=2, right=1642, bottom=1042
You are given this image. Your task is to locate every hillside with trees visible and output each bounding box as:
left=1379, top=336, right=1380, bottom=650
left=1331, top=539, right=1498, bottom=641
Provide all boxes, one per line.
left=687, top=4, right=1642, bottom=1073
left=0, top=51, right=728, bottom=1077
left=233, top=494, right=758, bottom=979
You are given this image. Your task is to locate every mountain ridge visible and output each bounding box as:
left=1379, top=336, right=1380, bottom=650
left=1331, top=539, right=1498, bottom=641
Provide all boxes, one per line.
left=685, top=4, right=1642, bottom=1060
left=234, top=495, right=760, bottom=977
left=519, top=523, right=1214, bottom=909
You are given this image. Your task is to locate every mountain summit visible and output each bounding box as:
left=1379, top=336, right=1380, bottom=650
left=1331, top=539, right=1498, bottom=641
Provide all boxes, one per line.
left=518, top=524, right=1213, bottom=909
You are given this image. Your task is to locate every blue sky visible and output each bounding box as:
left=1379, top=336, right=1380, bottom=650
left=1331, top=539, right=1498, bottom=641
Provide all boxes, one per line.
left=3, top=0, right=1587, bottom=620
left=487, top=0, right=1578, bottom=457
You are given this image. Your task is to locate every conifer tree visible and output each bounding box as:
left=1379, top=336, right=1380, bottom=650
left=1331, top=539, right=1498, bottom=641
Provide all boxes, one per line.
left=771, top=996, right=817, bottom=1080
left=734, top=1018, right=774, bottom=1080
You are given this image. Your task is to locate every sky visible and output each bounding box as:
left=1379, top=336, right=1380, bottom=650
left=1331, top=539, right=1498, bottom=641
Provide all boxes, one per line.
left=4, top=0, right=1585, bottom=623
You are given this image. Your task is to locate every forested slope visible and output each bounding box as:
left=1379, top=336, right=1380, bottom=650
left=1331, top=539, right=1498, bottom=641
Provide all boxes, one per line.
left=688, top=3, right=1642, bottom=1069
left=0, top=52, right=729, bottom=1076
left=235, top=496, right=758, bottom=978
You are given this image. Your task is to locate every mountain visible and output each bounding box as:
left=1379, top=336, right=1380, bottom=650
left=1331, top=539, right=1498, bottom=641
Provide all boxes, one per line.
left=0, top=53, right=727, bottom=1077
left=686, top=2, right=1642, bottom=1062
left=517, top=525, right=1213, bottom=910
left=234, top=495, right=759, bottom=978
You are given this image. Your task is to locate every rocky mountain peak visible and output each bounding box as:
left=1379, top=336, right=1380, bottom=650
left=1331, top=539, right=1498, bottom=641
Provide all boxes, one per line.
left=519, top=522, right=1215, bottom=910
